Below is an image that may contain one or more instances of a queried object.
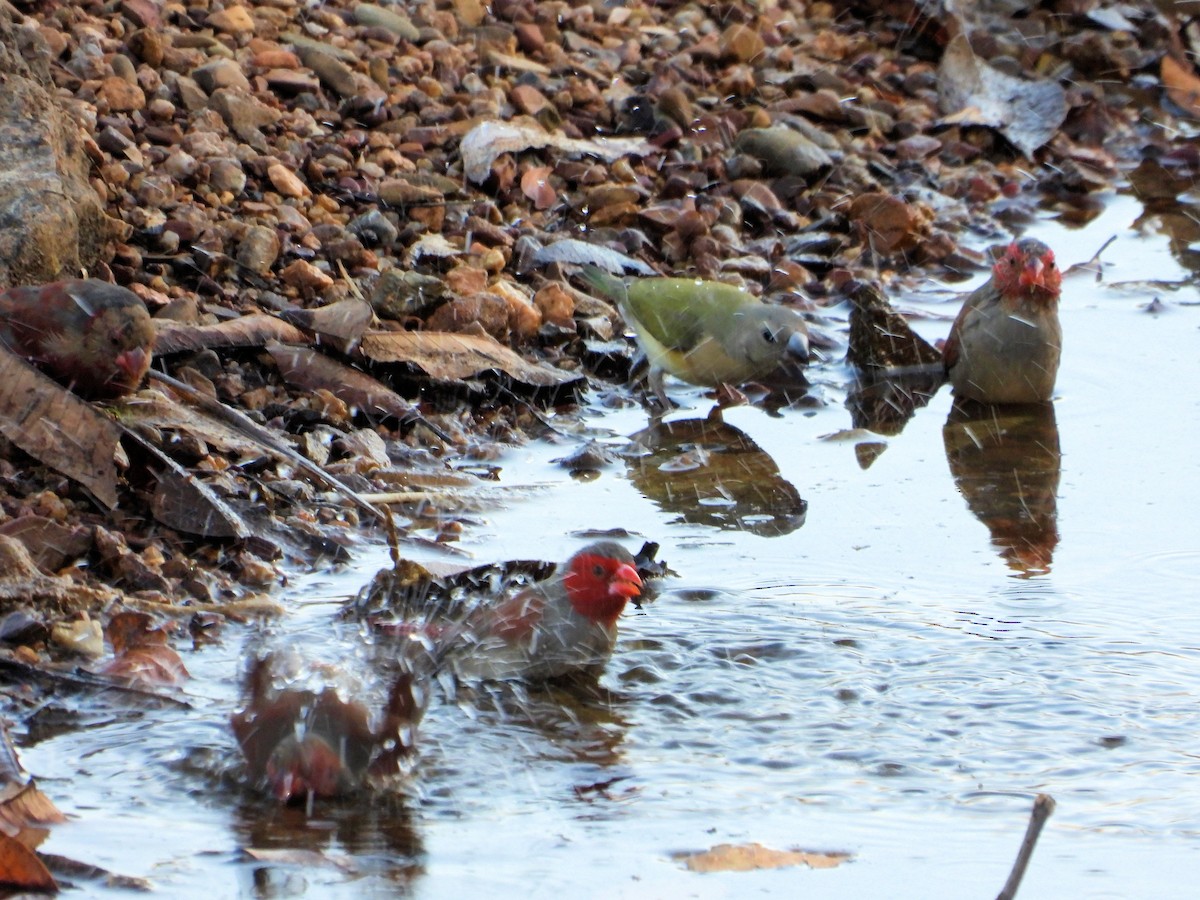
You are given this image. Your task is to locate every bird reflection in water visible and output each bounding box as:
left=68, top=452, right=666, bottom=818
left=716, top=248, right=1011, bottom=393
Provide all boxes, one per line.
left=626, top=413, right=806, bottom=536
left=942, top=400, right=1061, bottom=575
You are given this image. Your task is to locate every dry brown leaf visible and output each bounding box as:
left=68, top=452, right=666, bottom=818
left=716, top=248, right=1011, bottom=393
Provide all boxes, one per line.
left=0, top=832, right=56, bottom=891
left=1162, top=55, right=1200, bottom=118
left=937, top=34, right=1067, bottom=156
left=266, top=341, right=417, bottom=423
left=460, top=119, right=651, bottom=185
left=153, top=314, right=307, bottom=355
left=359, top=331, right=583, bottom=388
left=675, top=842, right=851, bottom=873
left=847, top=192, right=928, bottom=255
left=116, top=391, right=272, bottom=460
left=0, top=516, right=93, bottom=571
left=278, top=299, right=374, bottom=350
left=0, top=347, right=120, bottom=508
left=149, top=454, right=251, bottom=539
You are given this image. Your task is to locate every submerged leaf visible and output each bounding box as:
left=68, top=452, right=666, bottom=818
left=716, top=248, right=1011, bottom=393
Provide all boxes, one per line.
left=0, top=833, right=57, bottom=891
left=674, top=842, right=850, bottom=873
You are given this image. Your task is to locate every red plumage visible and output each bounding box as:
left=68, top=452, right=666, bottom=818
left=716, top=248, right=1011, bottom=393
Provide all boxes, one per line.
left=944, top=239, right=1062, bottom=404
left=0, top=279, right=155, bottom=399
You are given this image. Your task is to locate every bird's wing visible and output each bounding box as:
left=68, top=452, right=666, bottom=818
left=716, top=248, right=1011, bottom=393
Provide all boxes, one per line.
left=626, top=293, right=708, bottom=353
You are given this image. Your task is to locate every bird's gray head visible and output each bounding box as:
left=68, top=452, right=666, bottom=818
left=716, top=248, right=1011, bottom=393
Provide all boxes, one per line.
left=732, top=306, right=810, bottom=370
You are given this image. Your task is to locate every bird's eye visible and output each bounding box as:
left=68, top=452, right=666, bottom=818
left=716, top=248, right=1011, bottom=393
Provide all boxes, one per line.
left=592, top=564, right=605, bottom=578
left=762, top=328, right=777, bottom=343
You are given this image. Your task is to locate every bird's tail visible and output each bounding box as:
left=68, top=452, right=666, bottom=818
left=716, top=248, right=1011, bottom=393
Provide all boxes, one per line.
left=578, top=265, right=629, bottom=305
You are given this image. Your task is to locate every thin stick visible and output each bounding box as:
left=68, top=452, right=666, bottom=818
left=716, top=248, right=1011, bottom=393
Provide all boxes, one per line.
left=996, top=793, right=1056, bottom=900
left=148, top=369, right=387, bottom=525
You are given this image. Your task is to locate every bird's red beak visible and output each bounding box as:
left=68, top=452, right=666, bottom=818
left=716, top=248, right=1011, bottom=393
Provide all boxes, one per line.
left=1018, top=254, right=1047, bottom=292
left=115, top=346, right=150, bottom=382
left=609, top=563, right=643, bottom=599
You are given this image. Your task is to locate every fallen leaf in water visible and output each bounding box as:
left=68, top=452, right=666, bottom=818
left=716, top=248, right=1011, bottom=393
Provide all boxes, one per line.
left=1161, top=55, right=1200, bottom=118
left=937, top=35, right=1067, bottom=156
left=0, top=722, right=66, bottom=850
left=98, top=612, right=189, bottom=686
left=0, top=833, right=57, bottom=891
left=674, top=842, right=850, bottom=873
left=359, top=331, right=583, bottom=388
left=0, top=347, right=121, bottom=508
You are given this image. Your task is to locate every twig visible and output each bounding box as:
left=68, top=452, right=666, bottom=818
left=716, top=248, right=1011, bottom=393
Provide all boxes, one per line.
left=1068, top=234, right=1116, bottom=282
left=996, top=793, right=1056, bottom=900
left=147, top=369, right=388, bottom=525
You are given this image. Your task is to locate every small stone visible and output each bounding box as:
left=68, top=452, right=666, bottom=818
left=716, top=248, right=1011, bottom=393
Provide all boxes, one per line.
left=192, top=58, right=251, bottom=94
left=162, top=149, right=199, bottom=179
left=147, top=98, right=176, bottom=119
left=444, top=265, right=488, bottom=296
left=237, top=225, right=281, bottom=274
left=280, top=259, right=334, bottom=292
left=426, top=294, right=508, bottom=337
left=734, top=126, right=833, bottom=176
left=534, top=282, right=575, bottom=328
left=264, top=69, right=320, bottom=94
left=293, top=45, right=360, bottom=98
left=267, top=162, right=310, bottom=198
left=208, top=5, right=256, bottom=35
left=99, top=76, right=146, bottom=112
left=353, top=4, right=420, bottom=41
left=51, top=618, right=104, bottom=658
left=453, top=0, right=486, bottom=27
left=514, top=23, right=545, bottom=54
left=370, top=268, right=446, bottom=319
left=206, top=158, right=247, bottom=194
left=895, top=134, right=942, bottom=161
left=121, top=0, right=161, bottom=28
left=510, top=84, right=551, bottom=116
left=209, top=89, right=282, bottom=146
left=250, top=49, right=301, bottom=69
left=348, top=209, right=399, bottom=247
left=721, top=23, right=765, bottom=63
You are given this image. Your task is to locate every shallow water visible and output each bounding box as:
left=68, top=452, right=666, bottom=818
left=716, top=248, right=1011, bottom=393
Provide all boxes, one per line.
left=20, top=192, right=1200, bottom=897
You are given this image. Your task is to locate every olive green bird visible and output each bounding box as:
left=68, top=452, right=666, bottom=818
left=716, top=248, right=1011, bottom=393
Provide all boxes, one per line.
left=580, top=265, right=810, bottom=406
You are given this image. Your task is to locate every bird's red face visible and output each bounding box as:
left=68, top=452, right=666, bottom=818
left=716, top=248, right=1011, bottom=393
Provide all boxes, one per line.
left=563, top=545, right=643, bottom=627
left=266, top=735, right=347, bottom=804
left=992, top=240, right=1062, bottom=305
